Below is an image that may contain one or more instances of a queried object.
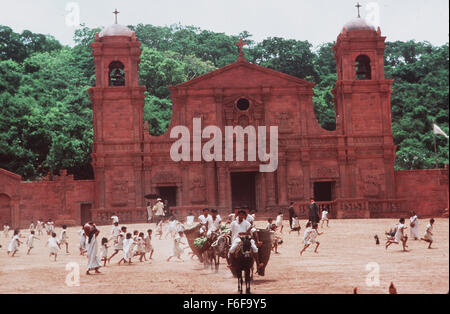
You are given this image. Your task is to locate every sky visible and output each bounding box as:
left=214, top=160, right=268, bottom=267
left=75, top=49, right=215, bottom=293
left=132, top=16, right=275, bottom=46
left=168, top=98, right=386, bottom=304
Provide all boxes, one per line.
left=1, top=0, right=448, bottom=47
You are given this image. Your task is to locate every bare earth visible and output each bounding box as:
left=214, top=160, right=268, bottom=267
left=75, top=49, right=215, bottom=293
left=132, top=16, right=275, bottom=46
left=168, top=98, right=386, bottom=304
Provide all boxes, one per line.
left=0, top=219, right=448, bottom=294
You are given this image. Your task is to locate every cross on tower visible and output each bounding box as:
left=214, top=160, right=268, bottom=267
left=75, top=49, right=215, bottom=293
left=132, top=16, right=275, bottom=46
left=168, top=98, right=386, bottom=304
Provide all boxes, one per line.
left=113, top=8, right=120, bottom=24
left=234, top=38, right=247, bottom=57
left=355, top=2, right=362, bottom=18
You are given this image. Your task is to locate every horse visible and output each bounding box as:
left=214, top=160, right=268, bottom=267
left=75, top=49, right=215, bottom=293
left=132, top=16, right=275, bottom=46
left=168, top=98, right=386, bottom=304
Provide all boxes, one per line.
left=231, top=236, right=254, bottom=294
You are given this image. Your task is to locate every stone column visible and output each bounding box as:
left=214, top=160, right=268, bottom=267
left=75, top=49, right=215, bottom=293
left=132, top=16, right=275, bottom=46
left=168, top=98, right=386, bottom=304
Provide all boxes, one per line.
left=206, top=162, right=217, bottom=207
left=265, top=171, right=276, bottom=207
left=277, top=152, right=288, bottom=205
left=217, top=164, right=228, bottom=209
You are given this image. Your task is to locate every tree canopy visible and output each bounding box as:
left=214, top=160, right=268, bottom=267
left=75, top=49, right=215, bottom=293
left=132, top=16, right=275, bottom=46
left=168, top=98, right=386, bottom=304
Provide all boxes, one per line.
left=0, top=24, right=448, bottom=180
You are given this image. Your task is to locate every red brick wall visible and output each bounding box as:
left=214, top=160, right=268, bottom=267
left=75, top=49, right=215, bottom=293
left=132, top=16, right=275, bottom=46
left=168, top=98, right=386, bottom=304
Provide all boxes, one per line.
left=395, top=168, right=449, bottom=217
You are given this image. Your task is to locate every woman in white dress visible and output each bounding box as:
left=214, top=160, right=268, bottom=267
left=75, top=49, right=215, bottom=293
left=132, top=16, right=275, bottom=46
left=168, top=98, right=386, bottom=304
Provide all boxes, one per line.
left=409, top=211, right=419, bottom=240
left=85, top=222, right=101, bottom=274
left=7, top=229, right=21, bottom=257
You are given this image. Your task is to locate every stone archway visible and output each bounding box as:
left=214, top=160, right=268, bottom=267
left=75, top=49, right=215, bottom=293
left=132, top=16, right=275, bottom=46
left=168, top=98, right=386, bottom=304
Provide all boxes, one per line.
left=0, top=193, right=12, bottom=226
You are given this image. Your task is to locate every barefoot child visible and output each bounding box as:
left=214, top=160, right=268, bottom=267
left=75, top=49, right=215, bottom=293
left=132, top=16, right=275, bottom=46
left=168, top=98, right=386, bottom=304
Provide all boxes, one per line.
left=321, top=208, right=329, bottom=228
left=60, top=225, right=69, bottom=254
left=421, top=218, right=435, bottom=249
left=79, top=226, right=87, bottom=255
left=119, top=233, right=134, bottom=265
left=276, top=212, right=284, bottom=234
left=7, top=229, right=21, bottom=256
left=155, top=220, right=163, bottom=240
left=136, top=232, right=147, bottom=262
left=108, top=226, right=126, bottom=262
left=47, top=232, right=61, bottom=261
left=385, top=218, right=408, bottom=252
left=290, top=216, right=301, bottom=235
left=3, top=223, right=10, bottom=238
left=167, top=231, right=186, bottom=261
left=145, top=229, right=154, bottom=260
left=300, top=222, right=322, bottom=255
left=26, top=230, right=39, bottom=255
left=36, top=219, right=43, bottom=236
left=100, top=237, right=109, bottom=266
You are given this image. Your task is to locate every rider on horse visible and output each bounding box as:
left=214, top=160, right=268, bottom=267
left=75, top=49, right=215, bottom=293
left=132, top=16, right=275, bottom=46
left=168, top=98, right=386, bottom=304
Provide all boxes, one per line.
left=227, top=209, right=264, bottom=270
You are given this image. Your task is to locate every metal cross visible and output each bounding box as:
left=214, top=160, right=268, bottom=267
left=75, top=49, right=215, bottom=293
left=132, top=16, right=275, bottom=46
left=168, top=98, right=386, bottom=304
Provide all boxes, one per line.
left=113, top=9, right=120, bottom=24
left=355, top=2, right=362, bottom=18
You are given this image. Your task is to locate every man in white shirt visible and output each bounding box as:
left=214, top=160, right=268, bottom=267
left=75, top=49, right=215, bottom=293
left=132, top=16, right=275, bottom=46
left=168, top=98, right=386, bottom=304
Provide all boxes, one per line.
left=207, top=209, right=222, bottom=238
left=227, top=210, right=264, bottom=270
left=198, top=208, right=212, bottom=235
left=152, top=199, right=165, bottom=224
left=186, top=212, right=195, bottom=226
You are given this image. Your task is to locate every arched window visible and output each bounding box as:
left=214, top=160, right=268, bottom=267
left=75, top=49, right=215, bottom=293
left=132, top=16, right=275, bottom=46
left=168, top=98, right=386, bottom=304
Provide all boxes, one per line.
left=355, top=55, right=371, bottom=80
left=109, top=61, right=125, bottom=86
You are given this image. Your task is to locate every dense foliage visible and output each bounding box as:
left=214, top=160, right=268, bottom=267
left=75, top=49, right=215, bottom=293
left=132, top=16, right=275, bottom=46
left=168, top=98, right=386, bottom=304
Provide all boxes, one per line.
left=0, top=24, right=448, bottom=180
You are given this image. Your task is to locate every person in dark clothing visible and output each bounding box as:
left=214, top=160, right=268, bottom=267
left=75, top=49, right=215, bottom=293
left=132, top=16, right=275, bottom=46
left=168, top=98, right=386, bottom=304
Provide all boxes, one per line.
left=288, top=202, right=295, bottom=229
left=309, top=198, right=320, bottom=224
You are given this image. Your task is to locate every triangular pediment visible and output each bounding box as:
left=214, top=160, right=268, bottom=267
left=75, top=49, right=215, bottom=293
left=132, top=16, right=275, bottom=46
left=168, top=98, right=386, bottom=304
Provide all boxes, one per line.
left=170, top=59, right=315, bottom=90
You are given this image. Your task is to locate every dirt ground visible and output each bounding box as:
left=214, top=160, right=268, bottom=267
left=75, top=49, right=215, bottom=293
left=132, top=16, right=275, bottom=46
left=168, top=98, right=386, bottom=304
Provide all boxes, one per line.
left=0, top=218, right=448, bottom=294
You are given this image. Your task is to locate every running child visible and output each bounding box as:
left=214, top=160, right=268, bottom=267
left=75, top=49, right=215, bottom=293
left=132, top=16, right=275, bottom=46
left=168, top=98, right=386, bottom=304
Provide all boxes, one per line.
left=290, top=215, right=301, bottom=235
left=47, top=232, right=61, bottom=261
left=321, top=208, right=329, bottom=228
left=276, top=212, right=284, bottom=234
left=26, top=230, right=39, bottom=255
left=108, top=226, right=127, bottom=262
left=118, top=233, right=134, bottom=265
left=421, top=218, right=435, bottom=249
left=300, top=222, right=322, bottom=255
left=7, top=229, right=21, bottom=256
left=385, top=218, right=408, bottom=252
left=60, top=225, right=69, bottom=254
left=167, top=231, right=186, bottom=262
left=145, top=229, right=154, bottom=260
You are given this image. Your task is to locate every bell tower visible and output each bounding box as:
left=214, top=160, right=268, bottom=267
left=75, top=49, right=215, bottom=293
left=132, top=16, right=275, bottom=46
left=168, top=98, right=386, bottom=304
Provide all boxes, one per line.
left=332, top=12, right=396, bottom=199
left=88, top=12, right=146, bottom=212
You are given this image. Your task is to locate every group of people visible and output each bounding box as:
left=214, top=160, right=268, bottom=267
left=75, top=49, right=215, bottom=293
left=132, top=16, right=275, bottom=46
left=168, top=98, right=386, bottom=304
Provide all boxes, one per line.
left=384, top=211, right=436, bottom=251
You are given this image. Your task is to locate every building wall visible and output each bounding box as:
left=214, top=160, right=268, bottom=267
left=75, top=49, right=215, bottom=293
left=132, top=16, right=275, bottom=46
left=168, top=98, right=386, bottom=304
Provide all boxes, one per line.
left=395, top=168, right=449, bottom=217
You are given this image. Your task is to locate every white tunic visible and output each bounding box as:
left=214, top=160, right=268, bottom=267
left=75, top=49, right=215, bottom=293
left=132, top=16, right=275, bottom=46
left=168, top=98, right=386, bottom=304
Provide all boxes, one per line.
left=276, top=214, right=283, bottom=227
left=186, top=215, right=195, bottom=226
left=321, top=211, right=328, bottom=220
left=86, top=234, right=101, bottom=270
left=122, top=238, right=134, bottom=260
left=198, top=214, right=212, bottom=226
left=27, top=234, right=36, bottom=248
left=111, top=215, right=119, bottom=224
left=8, top=235, right=19, bottom=252
left=79, top=229, right=87, bottom=250
left=230, top=219, right=251, bottom=241
left=208, top=215, right=222, bottom=232
left=423, top=223, right=433, bottom=241
left=48, top=237, right=59, bottom=254
left=394, top=223, right=405, bottom=242
left=410, top=215, right=419, bottom=238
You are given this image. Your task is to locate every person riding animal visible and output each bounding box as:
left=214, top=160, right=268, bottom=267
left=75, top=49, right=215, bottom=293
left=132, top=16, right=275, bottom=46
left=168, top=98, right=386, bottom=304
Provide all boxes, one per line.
left=227, top=209, right=264, bottom=271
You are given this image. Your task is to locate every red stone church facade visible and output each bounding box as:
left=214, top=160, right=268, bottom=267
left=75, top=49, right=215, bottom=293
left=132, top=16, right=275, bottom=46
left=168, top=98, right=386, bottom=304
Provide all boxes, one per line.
left=1, top=19, right=448, bottom=227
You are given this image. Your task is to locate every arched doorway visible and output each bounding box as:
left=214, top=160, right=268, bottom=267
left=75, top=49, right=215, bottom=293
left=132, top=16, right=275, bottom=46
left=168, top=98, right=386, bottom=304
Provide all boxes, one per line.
left=0, top=194, right=12, bottom=227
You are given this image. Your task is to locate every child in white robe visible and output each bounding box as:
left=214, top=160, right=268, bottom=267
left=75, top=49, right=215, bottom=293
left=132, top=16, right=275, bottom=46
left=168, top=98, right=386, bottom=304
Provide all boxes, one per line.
left=409, top=212, right=419, bottom=240
left=290, top=216, right=301, bottom=235
left=136, top=232, right=146, bottom=262
left=29, top=221, right=35, bottom=232
left=79, top=226, right=87, bottom=255
left=119, top=233, right=134, bottom=265
left=108, top=226, right=126, bottom=263
left=276, top=213, right=284, bottom=233
left=385, top=218, right=408, bottom=251
left=27, top=230, right=39, bottom=255
left=421, top=218, right=435, bottom=249
left=46, top=232, right=61, bottom=261
left=300, top=222, right=322, bottom=255
left=321, top=209, right=329, bottom=228
left=3, top=224, right=10, bottom=238
left=145, top=229, right=154, bottom=260
left=100, top=237, right=109, bottom=266
left=36, top=220, right=43, bottom=236
left=60, top=225, right=69, bottom=254
left=155, top=221, right=163, bottom=240
left=7, top=229, right=21, bottom=256
left=167, top=231, right=186, bottom=261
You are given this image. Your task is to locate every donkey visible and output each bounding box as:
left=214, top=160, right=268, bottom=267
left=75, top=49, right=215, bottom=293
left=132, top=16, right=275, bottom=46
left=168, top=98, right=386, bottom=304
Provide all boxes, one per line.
left=232, top=236, right=254, bottom=294
left=209, top=232, right=231, bottom=273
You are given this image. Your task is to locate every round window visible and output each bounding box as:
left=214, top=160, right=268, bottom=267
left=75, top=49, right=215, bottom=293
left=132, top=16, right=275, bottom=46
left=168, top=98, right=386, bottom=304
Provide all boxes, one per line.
left=236, top=98, right=250, bottom=111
